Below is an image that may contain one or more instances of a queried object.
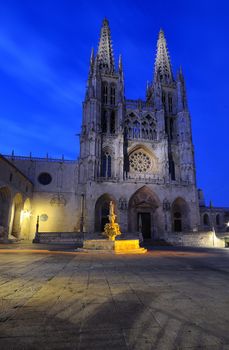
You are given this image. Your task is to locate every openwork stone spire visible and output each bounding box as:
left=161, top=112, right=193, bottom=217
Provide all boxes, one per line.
left=154, top=29, right=173, bottom=84
left=97, top=18, right=115, bottom=73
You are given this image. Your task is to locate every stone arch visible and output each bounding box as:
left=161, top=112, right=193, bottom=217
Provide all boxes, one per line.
left=128, top=186, right=160, bottom=239
left=20, top=198, right=32, bottom=240
left=203, top=213, right=210, bottom=227
left=11, top=193, right=23, bottom=238
left=0, top=186, right=11, bottom=239
left=94, top=193, right=117, bottom=232
left=171, top=197, right=190, bottom=232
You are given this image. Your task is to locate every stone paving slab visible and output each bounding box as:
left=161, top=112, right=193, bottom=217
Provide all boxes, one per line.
left=0, top=245, right=228, bottom=349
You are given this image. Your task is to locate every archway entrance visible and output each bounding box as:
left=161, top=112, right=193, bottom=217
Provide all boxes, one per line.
left=137, top=212, right=151, bottom=239
left=0, top=187, right=11, bottom=239
left=20, top=198, right=31, bottom=240
left=171, top=197, right=190, bottom=232
left=128, top=186, right=160, bottom=240
left=94, top=194, right=116, bottom=232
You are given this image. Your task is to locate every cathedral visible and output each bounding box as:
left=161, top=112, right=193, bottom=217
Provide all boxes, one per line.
left=0, top=19, right=228, bottom=246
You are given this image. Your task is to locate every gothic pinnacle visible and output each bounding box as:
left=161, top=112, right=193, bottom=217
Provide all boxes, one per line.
left=90, top=47, right=94, bottom=66
left=97, top=18, right=115, bottom=73
left=154, top=29, right=173, bottom=84
left=177, top=65, right=184, bottom=81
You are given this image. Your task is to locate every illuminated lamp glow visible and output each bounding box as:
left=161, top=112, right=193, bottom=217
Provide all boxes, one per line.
left=20, top=210, right=32, bottom=221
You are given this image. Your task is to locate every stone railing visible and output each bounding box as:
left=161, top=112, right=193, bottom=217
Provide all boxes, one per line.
left=125, top=99, right=154, bottom=111
left=124, top=173, right=164, bottom=184
left=4, top=154, right=76, bottom=164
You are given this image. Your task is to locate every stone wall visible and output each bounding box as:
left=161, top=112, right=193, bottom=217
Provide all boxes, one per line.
left=167, top=231, right=225, bottom=248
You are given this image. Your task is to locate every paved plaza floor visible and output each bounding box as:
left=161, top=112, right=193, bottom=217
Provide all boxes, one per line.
left=0, top=243, right=228, bottom=349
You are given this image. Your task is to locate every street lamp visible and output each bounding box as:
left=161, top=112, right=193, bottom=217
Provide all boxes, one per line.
left=209, top=200, right=215, bottom=247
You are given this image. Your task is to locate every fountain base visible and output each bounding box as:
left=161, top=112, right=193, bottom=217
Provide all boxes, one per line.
left=80, top=239, right=147, bottom=254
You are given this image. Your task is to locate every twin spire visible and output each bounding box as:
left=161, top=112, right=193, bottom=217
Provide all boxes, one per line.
left=92, top=19, right=174, bottom=83
left=154, top=29, right=173, bottom=84
left=97, top=18, right=115, bottom=73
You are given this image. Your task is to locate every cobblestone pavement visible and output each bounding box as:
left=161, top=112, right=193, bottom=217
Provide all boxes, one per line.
left=0, top=244, right=228, bottom=349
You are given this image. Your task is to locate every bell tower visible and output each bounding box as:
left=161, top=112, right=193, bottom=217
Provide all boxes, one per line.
left=146, top=29, right=196, bottom=185
left=79, top=18, right=125, bottom=184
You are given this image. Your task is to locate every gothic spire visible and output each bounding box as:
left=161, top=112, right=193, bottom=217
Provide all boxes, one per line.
left=176, top=66, right=188, bottom=111
left=97, top=18, right=115, bottom=73
left=154, top=29, right=173, bottom=84
left=90, top=47, right=95, bottom=66
left=88, top=47, right=95, bottom=75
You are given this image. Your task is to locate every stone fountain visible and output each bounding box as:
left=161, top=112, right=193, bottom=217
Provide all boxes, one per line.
left=82, top=201, right=146, bottom=254
left=103, top=201, right=121, bottom=241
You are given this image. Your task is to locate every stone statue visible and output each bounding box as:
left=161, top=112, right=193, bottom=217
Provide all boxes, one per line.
left=103, top=201, right=121, bottom=241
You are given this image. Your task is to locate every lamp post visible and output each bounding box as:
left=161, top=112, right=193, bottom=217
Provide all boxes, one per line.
left=33, top=215, right=40, bottom=243
left=209, top=200, right=215, bottom=247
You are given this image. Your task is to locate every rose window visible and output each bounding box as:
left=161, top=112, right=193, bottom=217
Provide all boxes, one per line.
left=129, top=151, right=152, bottom=173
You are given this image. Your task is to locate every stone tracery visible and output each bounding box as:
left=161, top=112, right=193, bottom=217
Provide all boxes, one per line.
left=124, top=113, right=157, bottom=141
left=129, top=150, right=152, bottom=173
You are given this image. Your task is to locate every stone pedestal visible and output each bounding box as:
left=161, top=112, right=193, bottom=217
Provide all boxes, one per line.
left=82, top=239, right=147, bottom=254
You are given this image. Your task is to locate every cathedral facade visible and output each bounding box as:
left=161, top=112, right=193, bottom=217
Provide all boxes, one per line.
left=1, top=19, right=228, bottom=245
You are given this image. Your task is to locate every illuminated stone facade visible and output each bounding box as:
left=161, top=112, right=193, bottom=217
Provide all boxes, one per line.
left=0, top=155, right=33, bottom=241
left=1, top=19, right=228, bottom=244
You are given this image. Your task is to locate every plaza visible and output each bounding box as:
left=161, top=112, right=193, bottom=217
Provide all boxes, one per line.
left=0, top=244, right=228, bottom=349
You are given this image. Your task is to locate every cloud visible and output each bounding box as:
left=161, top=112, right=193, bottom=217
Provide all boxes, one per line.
left=0, top=30, right=84, bottom=107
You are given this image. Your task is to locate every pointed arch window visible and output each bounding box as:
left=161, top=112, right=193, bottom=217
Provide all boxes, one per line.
left=110, top=85, right=116, bottom=105
left=101, top=151, right=111, bottom=178
left=102, top=83, right=108, bottom=104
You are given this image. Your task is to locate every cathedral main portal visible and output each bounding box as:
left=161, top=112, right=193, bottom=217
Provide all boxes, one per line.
left=128, top=186, right=160, bottom=239
left=138, top=212, right=151, bottom=239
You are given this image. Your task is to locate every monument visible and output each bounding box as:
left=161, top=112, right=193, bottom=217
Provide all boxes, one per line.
left=103, top=201, right=121, bottom=241
left=82, top=201, right=146, bottom=254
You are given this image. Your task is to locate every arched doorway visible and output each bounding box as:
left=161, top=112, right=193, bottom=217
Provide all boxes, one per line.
left=171, top=197, right=190, bottom=232
left=94, top=194, right=117, bottom=232
left=203, top=213, right=210, bottom=227
left=11, top=193, right=23, bottom=238
left=0, top=186, right=11, bottom=238
left=128, top=186, right=160, bottom=240
left=20, top=198, right=31, bottom=240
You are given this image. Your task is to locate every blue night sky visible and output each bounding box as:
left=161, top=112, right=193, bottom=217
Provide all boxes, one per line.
left=0, top=1, right=228, bottom=207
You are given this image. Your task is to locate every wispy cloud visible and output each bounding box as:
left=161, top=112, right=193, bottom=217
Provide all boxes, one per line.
left=0, top=30, right=84, bottom=107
